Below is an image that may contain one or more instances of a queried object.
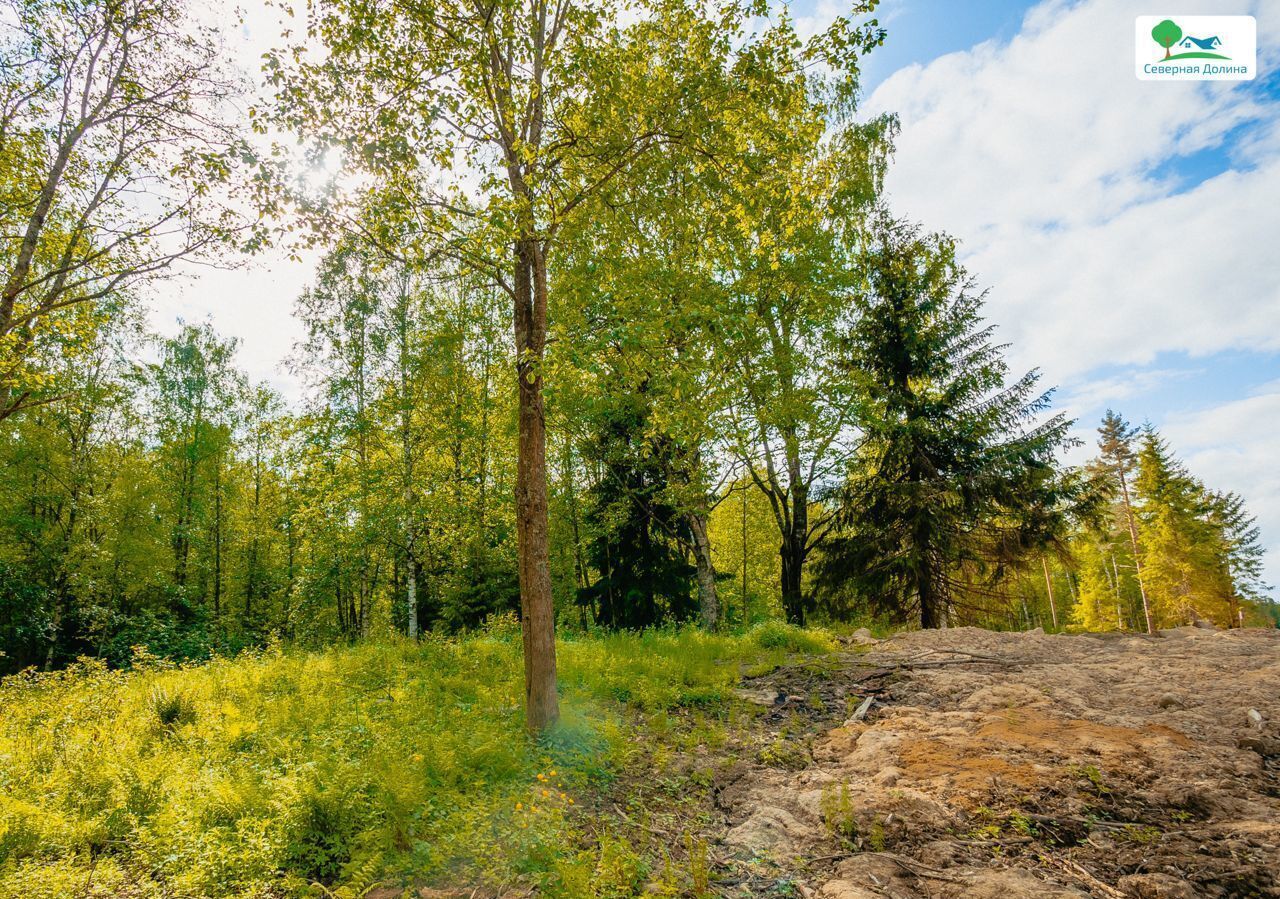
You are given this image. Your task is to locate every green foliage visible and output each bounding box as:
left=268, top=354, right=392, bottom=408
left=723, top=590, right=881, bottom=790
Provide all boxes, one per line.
left=147, top=685, right=197, bottom=731
left=0, top=0, right=248, bottom=421
left=576, top=383, right=696, bottom=630
left=1133, top=429, right=1267, bottom=627
left=706, top=480, right=783, bottom=625
left=758, top=736, right=810, bottom=771
left=0, top=623, right=820, bottom=897
left=748, top=620, right=838, bottom=654
left=1068, top=414, right=1271, bottom=631
left=820, top=782, right=858, bottom=846
left=0, top=564, right=49, bottom=672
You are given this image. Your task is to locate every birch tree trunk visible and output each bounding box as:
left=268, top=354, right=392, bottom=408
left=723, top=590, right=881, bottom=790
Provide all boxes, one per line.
left=1118, top=470, right=1154, bottom=634
left=1042, top=556, right=1058, bottom=630
left=688, top=510, right=719, bottom=630
left=407, top=559, right=418, bottom=638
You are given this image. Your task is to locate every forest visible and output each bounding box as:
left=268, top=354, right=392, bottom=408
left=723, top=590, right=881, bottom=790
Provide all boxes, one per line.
left=3, top=0, right=1279, bottom=896
left=1, top=0, right=1274, bottom=684
left=2, top=0, right=1269, bottom=691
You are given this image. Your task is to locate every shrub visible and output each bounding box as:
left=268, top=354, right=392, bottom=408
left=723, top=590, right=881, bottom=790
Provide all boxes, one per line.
left=749, top=620, right=837, bottom=653
left=148, top=685, right=196, bottom=731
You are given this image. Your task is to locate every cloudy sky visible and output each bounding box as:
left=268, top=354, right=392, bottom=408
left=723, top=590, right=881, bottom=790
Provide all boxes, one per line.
left=155, top=0, right=1280, bottom=586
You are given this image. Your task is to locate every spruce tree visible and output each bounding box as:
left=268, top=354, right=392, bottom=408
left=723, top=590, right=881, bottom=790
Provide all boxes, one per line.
left=1133, top=429, right=1269, bottom=627
left=816, top=215, right=1074, bottom=628
left=1135, top=431, right=1209, bottom=625
left=1070, top=532, right=1125, bottom=631
left=1205, top=489, right=1269, bottom=624
left=577, top=386, right=696, bottom=629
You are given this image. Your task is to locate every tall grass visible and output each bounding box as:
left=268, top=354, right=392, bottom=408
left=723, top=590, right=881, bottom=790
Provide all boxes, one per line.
left=0, top=619, right=834, bottom=898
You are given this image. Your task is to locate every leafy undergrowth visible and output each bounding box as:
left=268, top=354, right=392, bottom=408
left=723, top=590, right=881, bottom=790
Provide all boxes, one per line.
left=0, top=618, right=837, bottom=899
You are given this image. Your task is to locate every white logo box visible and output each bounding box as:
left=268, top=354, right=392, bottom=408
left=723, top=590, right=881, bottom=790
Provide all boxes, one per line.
left=1135, top=15, right=1256, bottom=81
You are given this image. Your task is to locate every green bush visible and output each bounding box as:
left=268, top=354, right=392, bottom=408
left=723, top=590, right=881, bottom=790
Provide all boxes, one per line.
left=749, top=619, right=838, bottom=653
left=148, top=685, right=197, bottom=731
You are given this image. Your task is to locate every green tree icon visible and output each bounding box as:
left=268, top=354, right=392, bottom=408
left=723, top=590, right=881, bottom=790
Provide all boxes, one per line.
left=1152, top=19, right=1182, bottom=59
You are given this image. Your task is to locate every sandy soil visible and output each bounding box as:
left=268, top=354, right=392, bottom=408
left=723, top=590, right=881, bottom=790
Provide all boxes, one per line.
left=718, top=626, right=1280, bottom=898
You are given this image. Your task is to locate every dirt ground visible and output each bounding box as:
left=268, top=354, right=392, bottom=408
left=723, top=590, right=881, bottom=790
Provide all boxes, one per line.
left=716, top=626, right=1280, bottom=899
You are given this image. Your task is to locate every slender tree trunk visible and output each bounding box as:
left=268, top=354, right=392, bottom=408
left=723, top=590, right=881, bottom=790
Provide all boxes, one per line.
left=1118, top=470, right=1154, bottom=634
left=1110, top=552, right=1126, bottom=629
left=247, top=441, right=262, bottom=619
left=44, top=583, right=66, bottom=670
left=245, top=543, right=257, bottom=618
left=336, top=575, right=345, bottom=634
left=399, top=296, right=417, bottom=640
left=563, top=442, right=587, bottom=590
left=174, top=464, right=192, bottom=587
left=688, top=510, right=719, bottom=630
left=776, top=452, right=809, bottom=625
left=514, top=239, right=558, bottom=732
left=780, top=539, right=805, bottom=625
left=213, top=456, right=222, bottom=618
left=407, top=556, right=418, bottom=638
left=1042, top=556, right=1058, bottom=630
left=740, top=484, right=747, bottom=624
left=478, top=338, right=492, bottom=531
left=283, top=488, right=297, bottom=638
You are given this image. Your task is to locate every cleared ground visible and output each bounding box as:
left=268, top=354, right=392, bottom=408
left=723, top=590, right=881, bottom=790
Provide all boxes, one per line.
left=717, top=626, right=1280, bottom=898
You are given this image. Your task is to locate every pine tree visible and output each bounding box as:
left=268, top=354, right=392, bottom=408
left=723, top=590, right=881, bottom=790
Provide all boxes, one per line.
left=1205, top=490, right=1269, bottom=626
left=1097, top=411, right=1154, bottom=632
left=816, top=215, right=1073, bottom=628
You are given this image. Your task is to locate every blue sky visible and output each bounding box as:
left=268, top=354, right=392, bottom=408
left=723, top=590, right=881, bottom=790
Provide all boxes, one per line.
left=163, top=0, right=1280, bottom=588
left=855, top=0, right=1035, bottom=93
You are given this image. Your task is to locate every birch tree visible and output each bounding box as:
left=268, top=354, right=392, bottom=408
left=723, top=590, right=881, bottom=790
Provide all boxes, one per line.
left=0, top=0, right=248, bottom=420
left=268, top=0, right=880, bottom=729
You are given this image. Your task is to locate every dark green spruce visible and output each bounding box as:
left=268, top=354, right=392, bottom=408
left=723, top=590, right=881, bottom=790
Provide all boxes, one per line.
left=816, top=215, right=1076, bottom=628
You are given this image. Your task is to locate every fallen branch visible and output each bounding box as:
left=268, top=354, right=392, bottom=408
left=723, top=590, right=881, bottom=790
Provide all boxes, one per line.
left=885, top=656, right=1018, bottom=670
left=610, top=804, right=671, bottom=838
left=872, top=648, right=1011, bottom=666
left=887, top=855, right=975, bottom=883
left=850, top=695, right=875, bottom=722
left=1039, top=854, right=1126, bottom=899
left=1023, top=813, right=1149, bottom=832
left=953, top=835, right=1036, bottom=847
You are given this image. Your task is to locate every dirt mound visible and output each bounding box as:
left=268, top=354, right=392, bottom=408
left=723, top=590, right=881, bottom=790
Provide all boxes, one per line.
left=718, top=626, right=1280, bottom=898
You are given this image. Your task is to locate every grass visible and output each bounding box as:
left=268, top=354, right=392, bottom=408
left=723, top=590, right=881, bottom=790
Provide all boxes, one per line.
left=0, top=617, right=836, bottom=899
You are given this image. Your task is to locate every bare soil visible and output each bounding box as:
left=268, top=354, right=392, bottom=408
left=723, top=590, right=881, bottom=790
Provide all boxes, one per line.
left=714, top=626, right=1280, bottom=899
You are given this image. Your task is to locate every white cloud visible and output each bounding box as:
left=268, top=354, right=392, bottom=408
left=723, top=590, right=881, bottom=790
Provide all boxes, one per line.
left=155, top=246, right=321, bottom=399
left=1057, top=367, right=1194, bottom=419
left=864, top=0, right=1280, bottom=380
